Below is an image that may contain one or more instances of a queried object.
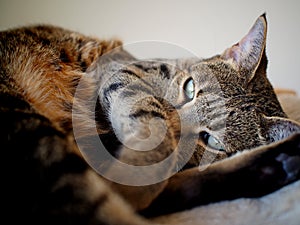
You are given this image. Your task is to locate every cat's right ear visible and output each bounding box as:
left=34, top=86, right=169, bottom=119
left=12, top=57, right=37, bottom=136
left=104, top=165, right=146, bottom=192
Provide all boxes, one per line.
left=221, top=14, right=267, bottom=82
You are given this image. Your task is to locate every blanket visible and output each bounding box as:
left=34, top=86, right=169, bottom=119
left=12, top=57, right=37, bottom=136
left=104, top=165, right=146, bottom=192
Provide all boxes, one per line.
left=151, top=90, right=300, bottom=225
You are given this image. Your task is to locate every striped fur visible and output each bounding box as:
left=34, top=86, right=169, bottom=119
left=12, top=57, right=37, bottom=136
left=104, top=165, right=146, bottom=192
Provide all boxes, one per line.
left=1, top=15, right=300, bottom=224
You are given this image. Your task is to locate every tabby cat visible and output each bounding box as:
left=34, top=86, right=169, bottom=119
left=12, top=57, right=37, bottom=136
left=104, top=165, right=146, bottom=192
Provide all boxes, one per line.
left=1, top=14, right=300, bottom=225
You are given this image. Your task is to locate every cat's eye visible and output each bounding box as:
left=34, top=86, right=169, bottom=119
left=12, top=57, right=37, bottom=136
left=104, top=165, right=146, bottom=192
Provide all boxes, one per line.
left=200, top=131, right=225, bottom=152
left=183, top=78, right=195, bottom=100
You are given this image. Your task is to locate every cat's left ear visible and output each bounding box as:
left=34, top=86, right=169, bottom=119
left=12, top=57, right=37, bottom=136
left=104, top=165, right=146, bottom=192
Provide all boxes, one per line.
left=221, top=14, right=267, bottom=80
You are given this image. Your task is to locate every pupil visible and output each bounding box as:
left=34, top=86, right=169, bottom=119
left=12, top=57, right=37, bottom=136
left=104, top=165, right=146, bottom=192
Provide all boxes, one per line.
left=200, top=131, right=210, bottom=145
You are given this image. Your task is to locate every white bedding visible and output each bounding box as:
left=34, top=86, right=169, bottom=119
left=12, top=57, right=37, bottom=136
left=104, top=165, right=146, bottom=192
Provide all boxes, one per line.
left=151, top=91, right=300, bottom=225
left=153, top=179, right=300, bottom=225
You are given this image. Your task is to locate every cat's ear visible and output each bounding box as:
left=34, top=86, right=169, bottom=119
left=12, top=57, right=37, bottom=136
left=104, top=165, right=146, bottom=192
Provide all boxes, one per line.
left=261, top=115, right=300, bottom=142
left=221, top=14, right=267, bottom=79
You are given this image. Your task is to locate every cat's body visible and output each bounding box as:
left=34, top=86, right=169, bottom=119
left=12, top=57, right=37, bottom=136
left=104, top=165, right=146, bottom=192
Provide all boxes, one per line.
left=1, top=14, right=300, bottom=224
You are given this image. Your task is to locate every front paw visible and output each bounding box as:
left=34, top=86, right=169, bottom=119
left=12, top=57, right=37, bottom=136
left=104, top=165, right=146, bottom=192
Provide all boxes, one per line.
left=140, top=133, right=300, bottom=217
left=250, top=133, right=300, bottom=192
left=276, top=153, right=300, bottom=183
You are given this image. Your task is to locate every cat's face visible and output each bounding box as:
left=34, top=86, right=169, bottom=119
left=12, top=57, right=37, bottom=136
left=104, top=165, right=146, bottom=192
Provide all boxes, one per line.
left=174, top=56, right=286, bottom=167
left=177, top=15, right=300, bottom=167
left=94, top=14, right=300, bottom=170
left=115, top=15, right=300, bottom=168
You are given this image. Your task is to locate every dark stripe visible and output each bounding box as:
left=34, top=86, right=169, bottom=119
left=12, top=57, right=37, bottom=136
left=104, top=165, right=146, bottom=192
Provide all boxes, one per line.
left=120, top=68, right=155, bottom=89
left=133, top=63, right=157, bottom=73
left=160, top=64, right=170, bottom=79
left=196, top=89, right=204, bottom=98
left=120, top=81, right=157, bottom=98
left=80, top=61, right=87, bottom=72
left=45, top=178, right=109, bottom=224
left=48, top=153, right=88, bottom=184
left=120, top=89, right=138, bottom=98
left=59, top=49, right=71, bottom=63
left=126, top=83, right=153, bottom=96
left=149, top=101, right=162, bottom=110
left=103, top=82, right=125, bottom=101
left=130, top=109, right=165, bottom=120
left=133, top=63, right=145, bottom=70
left=119, top=69, right=141, bottom=78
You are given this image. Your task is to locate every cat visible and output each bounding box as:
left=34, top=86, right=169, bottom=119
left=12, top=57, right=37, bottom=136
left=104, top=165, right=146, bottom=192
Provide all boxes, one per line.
left=1, top=13, right=300, bottom=225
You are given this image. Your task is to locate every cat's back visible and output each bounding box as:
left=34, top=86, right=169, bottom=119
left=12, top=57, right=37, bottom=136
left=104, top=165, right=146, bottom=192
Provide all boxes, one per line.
left=0, top=25, right=77, bottom=76
left=0, top=24, right=153, bottom=225
left=0, top=25, right=122, bottom=131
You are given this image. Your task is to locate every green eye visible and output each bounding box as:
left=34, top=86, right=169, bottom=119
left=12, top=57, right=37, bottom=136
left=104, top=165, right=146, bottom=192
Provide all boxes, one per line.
left=184, top=78, right=195, bottom=99
left=200, top=131, right=225, bottom=152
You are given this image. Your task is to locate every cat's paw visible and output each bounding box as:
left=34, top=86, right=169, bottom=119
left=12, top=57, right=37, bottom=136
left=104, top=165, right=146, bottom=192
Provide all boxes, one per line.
left=276, top=153, right=300, bottom=183
left=246, top=133, right=300, bottom=195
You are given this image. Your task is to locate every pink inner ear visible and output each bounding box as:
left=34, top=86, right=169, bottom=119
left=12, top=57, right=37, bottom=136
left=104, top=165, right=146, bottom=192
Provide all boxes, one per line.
left=223, top=43, right=241, bottom=64
left=222, top=15, right=266, bottom=71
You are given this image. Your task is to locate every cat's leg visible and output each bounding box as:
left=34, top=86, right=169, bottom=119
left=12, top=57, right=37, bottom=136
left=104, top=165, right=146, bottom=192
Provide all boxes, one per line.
left=91, top=62, right=182, bottom=211
left=100, top=94, right=180, bottom=211
left=141, top=133, right=300, bottom=217
left=1, top=108, right=152, bottom=225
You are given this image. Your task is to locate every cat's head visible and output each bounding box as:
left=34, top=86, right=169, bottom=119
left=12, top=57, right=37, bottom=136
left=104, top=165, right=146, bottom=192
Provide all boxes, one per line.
left=173, top=14, right=300, bottom=167
left=91, top=14, right=300, bottom=169
left=123, top=14, right=300, bottom=167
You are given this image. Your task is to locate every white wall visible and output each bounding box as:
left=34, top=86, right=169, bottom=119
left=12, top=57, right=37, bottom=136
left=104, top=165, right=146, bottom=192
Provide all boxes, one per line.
left=1, top=0, right=299, bottom=94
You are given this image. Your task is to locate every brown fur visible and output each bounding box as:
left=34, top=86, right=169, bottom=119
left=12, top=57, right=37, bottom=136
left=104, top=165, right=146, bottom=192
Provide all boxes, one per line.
left=1, top=16, right=300, bottom=225
left=0, top=25, right=121, bottom=133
